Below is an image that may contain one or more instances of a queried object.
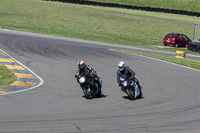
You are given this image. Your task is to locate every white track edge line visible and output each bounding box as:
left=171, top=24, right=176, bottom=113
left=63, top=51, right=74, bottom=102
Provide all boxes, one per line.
left=110, top=49, right=200, bottom=72
left=0, top=48, right=44, bottom=95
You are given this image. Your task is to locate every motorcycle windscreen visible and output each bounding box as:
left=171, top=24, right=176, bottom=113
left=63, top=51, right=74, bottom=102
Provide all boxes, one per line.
left=119, top=75, right=128, bottom=81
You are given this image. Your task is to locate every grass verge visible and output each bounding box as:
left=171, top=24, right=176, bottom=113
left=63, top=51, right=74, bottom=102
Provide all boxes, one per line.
left=0, top=0, right=199, bottom=55
left=0, top=63, right=17, bottom=88
left=117, top=49, right=200, bottom=70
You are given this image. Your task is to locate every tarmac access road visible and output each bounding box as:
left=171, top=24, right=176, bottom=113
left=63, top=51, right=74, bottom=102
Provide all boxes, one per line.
left=0, top=29, right=200, bottom=133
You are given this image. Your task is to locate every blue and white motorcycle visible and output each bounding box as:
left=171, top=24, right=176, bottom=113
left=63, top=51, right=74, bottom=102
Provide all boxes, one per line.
left=119, top=75, right=142, bottom=100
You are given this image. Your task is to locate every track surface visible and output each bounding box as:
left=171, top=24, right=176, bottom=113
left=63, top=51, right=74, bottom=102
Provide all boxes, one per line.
left=0, top=30, right=200, bottom=133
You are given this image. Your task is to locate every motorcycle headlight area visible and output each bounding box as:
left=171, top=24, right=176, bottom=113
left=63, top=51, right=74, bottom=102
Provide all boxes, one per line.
left=122, top=81, right=128, bottom=86
left=79, top=77, right=85, bottom=84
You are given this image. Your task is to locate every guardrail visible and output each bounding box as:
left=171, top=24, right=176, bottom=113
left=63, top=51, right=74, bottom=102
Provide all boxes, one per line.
left=187, top=41, right=200, bottom=53
left=45, top=0, right=200, bottom=17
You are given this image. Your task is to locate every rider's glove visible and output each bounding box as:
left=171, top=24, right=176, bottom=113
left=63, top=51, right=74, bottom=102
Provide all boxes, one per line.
left=93, top=71, right=97, bottom=74
left=134, top=78, right=138, bottom=82
left=129, top=77, right=133, bottom=80
left=90, top=72, right=93, bottom=76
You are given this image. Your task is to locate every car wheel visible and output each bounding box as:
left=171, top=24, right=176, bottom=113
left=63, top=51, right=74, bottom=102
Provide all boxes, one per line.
left=164, top=44, right=167, bottom=46
left=174, top=43, right=179, bottom=48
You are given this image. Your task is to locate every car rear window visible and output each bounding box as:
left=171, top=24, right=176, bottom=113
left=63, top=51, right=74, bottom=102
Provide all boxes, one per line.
left=165, top=34, right=176, bottom=38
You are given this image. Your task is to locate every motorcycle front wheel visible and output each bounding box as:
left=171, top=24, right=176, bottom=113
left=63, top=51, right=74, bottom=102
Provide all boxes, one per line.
left=125, top=87, right=135, bottom=100
left=83, top=88, right=92, bottom=99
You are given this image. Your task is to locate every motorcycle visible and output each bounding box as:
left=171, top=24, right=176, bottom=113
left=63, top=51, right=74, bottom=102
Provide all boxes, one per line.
left=75, top=71, right=103, bottom=99
left=119, top=75, right=142, bottom=100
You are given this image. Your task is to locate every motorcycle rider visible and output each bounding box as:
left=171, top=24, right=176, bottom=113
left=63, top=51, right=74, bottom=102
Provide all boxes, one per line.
left=75, top=60, right=102, bottom=90
left=116, top=61, right=141, bottom=91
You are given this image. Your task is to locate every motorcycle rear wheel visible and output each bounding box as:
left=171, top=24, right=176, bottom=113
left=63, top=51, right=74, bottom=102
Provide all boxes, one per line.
left=96, top=89, right=102, bottom=97
left=138, top=87, right=143, bottom=98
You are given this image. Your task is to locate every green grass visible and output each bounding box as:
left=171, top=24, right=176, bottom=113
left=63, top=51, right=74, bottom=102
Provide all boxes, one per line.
left=87, top=0, right=200, bottom=12
left=0, top=63, right=17, bottom=88
left=118, top=49, right=200, bottom=70
left=0, top=0, right=199, bottom=54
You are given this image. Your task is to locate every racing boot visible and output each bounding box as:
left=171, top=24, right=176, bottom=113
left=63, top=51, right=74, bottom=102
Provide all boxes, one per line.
left=134, top=78, right=142, bottom=90
left=96, top=79, right=102, bottom=97
left=134, top=78, right=142, bottom=98
left=94, top=74, right=102, bottom=89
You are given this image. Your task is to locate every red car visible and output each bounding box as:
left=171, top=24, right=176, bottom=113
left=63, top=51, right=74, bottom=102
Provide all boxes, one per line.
left=163, top=33, right=191, bottom=47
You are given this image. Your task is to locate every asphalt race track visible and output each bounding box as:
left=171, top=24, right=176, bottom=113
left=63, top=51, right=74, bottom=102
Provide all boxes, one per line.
left=0, top=29, right=200, bottom=133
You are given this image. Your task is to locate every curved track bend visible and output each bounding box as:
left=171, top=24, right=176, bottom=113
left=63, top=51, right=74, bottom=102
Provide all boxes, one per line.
left=0, top=30, right=200, bottom=133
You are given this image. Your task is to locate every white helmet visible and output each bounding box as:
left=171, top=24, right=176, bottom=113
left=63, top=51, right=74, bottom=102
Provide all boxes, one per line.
left=78, top=60, right=85, bottom=69
left=118, top=61, right=125, bottom=71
